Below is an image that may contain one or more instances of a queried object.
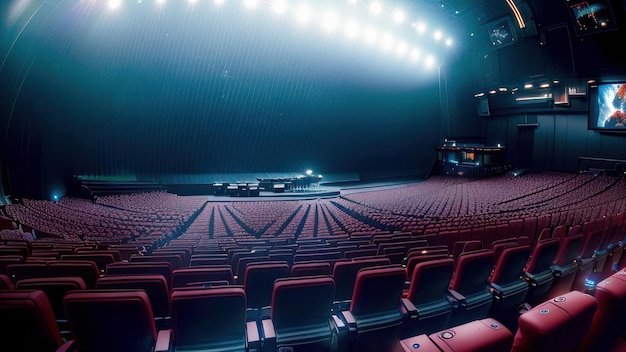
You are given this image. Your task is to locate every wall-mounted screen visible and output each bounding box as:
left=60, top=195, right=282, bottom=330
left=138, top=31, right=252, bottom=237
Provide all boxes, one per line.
left=588, top=82, right=626, bottom=130
left=567, top=0, right=617, bottom=36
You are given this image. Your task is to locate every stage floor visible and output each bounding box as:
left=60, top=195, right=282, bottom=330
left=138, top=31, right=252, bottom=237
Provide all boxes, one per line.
left=206, top=178, right=421, bottom=202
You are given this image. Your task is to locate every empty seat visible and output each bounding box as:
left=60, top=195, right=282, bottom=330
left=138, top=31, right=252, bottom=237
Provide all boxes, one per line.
left=338, top=265, right=407, bottom=352
left=172, top=266, right=235, bottom=288
left=447, top=249, right=495, bottom=327
left=16, top=276, right=87, bottom=325
left=170, top=287, right=260, bottom=351
left=48, top=260, right=101, bottom=289
left=6, top=262, right=49, bottom=283
left=332, top=257, right=391, bottom=310
left=488, top=245, right=531, bottom=331
left=244, top=261, right=290, bottom=319
left=290, top=262, right=332, bottom=277
left=545, top=234, right=583, bottom=298
left=95, top=275, right=170, bottom=328
left=523, top=238, right=561, bottom=305
left=261, top=276, right=336, bottom=352
left=511, top=290, right=597, bottom=352
left=402, top=258, right=455, bottom=336
left=130, top=254, right=183, bottom=271
left=63, top=289, right=170, bottom=352
left=0, top=289, right=76, bottom=352
left=105, top=261, right=173, bottom=288
left=61, top=253, right=117, bottom=273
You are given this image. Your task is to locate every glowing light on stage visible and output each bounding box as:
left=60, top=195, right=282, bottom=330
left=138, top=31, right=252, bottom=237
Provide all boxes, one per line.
left=306, top=170, right=313, bottom=175
left=271, top=0, right=287, bottom=15
left=188, top=0, right=196, bottom=6
left=413, top=21, right=427, bottom=34
left=344, top=19, right=360, bottom=39
left=445, top=38, right=453, bottom=47
left=380, top=33, right=394, bottom=52
left=369, top=1, right=382, bottom=16
left=392, top=9, right=406, bottom=24
left=424, top=55, right=436, bottom=68
left=433, top=30, right=443, bottom=41
left=294, top=4, right=313, bottom=26
left=107, top=0, right=121, bottom=10
left=321, top=11, right=339, bottom=33
left=156, top=0, right=165, bottom=6
left=214, top=0, right=225, bottom=6
left=363, top=26, right=378, bottom=45
left=348, top=0, right=358, bottom=4
left=395, top=41, right=407, bottom=57
left=244, top=0, right=258, bottom=10
left=409, top=48, right=421, bottom=62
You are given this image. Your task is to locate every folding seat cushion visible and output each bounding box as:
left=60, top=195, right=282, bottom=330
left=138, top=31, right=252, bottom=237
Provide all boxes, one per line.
left=576, top=271, right=626, bottom=352
left=170, top=286, right=260, bottom=351
left=63, top=289, right=168, bottom=352
left=428, top=318, right=514, bottom=352
left=511, top=290, right=597, bottom=352
left=545, top=234, right=583, bottom=297
left=0, top=289, right=76, bottom=352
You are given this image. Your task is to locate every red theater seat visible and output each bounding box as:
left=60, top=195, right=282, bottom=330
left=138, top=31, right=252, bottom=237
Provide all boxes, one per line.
left=169, top=287, right=260, bottom=351
left=0, top=289, right=76, bottom=352
left=262, top=276, right=336, bottom=352
left=338, top=265, right=407, bottom=352
left=512, top=290, right=597, bottom=352
left=63, top=289, right=170, bottom=352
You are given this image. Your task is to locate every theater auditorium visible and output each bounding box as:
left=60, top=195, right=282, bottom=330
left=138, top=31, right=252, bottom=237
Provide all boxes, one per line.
left=1, top=0, right=626, bottom=351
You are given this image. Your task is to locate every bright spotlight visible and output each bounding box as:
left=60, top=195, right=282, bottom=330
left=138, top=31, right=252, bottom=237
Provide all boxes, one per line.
left=188, top=0, right=196, bottom=5
left=306, top=170, right=313, bottom=175
left=107, top=0, right=121, bottom=10
left=424, top=55, right=436, bottom=68
left=295, top=4, right=313, bottom=25
left=321, top=11, right=339, bottom=33
left=244, top=0, right=258, bottom=10
left=392, top=9, right=406, bottom=24
left=369, top=1, right=382, bottom=15
left=433, top=30, right=443, bottom=41
left=156, top=0, right=165, bottom=5
left=363, top=26, right=378, bottom=45
left=409, top=48, right=421, bottom=62
left=395, top=41, right=408, bottom=57
left=214, top=0, right=225, bottom=6
left=413, top=21, right=427, bottom=34
left=445, top=38, right=453, bottom=46
left=344, top=19, right=360, bottom=39
left=348, top=0, right=358, bottom=4
left=380, top=33, right=394, bottom=52
left=271, top=0, right=287, bottom=15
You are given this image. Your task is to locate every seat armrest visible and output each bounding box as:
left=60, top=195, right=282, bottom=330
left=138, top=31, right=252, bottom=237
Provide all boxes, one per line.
left=261, top=319, right=276, bottom=352
left=154, top=329, right=172, bottom=352
left=523, top=271, right=537, bottom=285
left=490, top=282, right=505, bottom=300
left=400, top=298, right=419, bottom=319
left=57, top=340, right=77, bottom=352
left=246, top=321, right=262, bottom=351
left=339, top=310, right=357, bottom=332
left=446, top=289, right=466, bottom=307
left=331, top=314, right=346, bottom=331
